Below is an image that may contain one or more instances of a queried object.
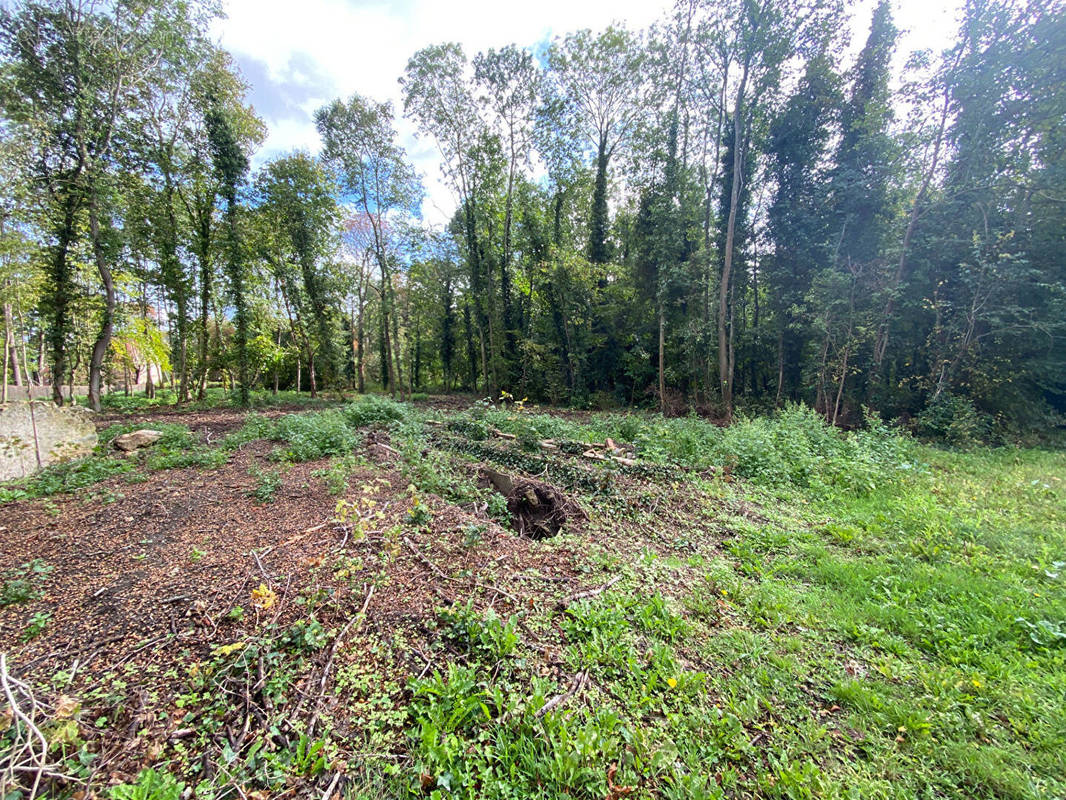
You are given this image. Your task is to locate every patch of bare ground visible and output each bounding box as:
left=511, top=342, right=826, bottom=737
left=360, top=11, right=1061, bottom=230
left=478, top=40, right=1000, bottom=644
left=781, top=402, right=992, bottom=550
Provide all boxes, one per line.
left=0, top=402, right=738, bottom=797
left=0, top=410, right=636, bottom=793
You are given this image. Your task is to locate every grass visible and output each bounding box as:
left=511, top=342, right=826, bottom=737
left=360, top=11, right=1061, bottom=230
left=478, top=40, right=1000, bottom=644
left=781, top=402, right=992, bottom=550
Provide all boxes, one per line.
left=7, top=397, right=1065, bottom=799
left=354, top=407, right=1065, bottom=799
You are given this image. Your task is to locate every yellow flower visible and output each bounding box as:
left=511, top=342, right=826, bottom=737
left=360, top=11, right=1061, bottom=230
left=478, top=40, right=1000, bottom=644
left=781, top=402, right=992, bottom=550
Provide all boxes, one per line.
left=666, top=677, right=678, bottom=689
left=251, top=583, right=277, bottom=611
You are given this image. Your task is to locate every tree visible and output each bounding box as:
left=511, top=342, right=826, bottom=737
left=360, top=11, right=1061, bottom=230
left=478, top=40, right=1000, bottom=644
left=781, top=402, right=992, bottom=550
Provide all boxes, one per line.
left=546, top=26, right=646, bottom=264
left=203, top=72, right=252, bottom=405
left=316, top=93, right=422, bottom=398
left=256, top=152, right=339, bottom=398
left=765, top=52, right=839, bottom=403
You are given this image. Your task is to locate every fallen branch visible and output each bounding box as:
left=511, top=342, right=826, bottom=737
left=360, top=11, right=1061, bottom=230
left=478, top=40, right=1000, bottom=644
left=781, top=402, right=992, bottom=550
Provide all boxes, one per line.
left=535, top=669, right=589, bottom=719
left=1, top=654, right=81, bottom=797
left=556, top=575, right=622, bottom=610
left=402, top=537, right=521, bottom=605
left=306, top=583, right=375, bottom=737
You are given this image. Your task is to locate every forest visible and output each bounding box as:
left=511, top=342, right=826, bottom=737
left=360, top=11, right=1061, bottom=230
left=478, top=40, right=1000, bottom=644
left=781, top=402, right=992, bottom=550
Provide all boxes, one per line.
left=2, top=2, right=1066, bottom=798
left=1, top=0, right=1064, bottom=437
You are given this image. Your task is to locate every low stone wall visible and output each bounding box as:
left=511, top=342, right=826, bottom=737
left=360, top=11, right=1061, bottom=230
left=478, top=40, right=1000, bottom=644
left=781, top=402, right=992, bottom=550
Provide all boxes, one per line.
left=0, top=401, right=98, bottom=481
left=2, top=385, right=89, bottom=401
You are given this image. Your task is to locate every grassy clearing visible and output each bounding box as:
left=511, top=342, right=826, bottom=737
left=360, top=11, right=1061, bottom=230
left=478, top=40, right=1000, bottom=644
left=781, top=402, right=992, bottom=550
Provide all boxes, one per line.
left=360, top=413, right=1064, bottom=799
left=3, top=398, right=1063, bottom=799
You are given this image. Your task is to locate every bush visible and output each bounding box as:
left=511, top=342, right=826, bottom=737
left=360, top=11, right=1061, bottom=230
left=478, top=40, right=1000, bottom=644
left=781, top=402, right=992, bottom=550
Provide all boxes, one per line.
left=915, top=394, right=993, bottom=447
left=272, top=410, right=360, bottom=461
left=342, top=394, right=411, bottom=427
left=222, top=413, right=277, bottom=449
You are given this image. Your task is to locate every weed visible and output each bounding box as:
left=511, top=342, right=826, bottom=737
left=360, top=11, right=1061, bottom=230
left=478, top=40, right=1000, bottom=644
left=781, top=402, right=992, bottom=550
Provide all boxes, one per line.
left=107, top=768, right=183, bottom=799
left=248, top=464, right=282, bottom=503
left=343, top=394, right=411, bottom=427
left=437, top=601, right=518, bottom=661
left=405, top=486, right=432, bottom=527
left=1, top=559, right=53, bottom=606
left=271, top=410, right=360, bottom=461
left=21, top=610, right=52, bottom=641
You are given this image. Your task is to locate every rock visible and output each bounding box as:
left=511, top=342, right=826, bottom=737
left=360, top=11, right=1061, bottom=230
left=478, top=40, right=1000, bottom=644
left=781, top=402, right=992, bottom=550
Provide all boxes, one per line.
left=0, top=402, right=98, bottom=481
left=113, top=429, right=163, bottom=452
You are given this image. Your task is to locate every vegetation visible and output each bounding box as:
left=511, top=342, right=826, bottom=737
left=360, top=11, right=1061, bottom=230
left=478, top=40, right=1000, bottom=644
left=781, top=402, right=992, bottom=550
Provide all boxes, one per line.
left=2, top=395, right=1062, bottom=797
left=0, top=0, right=1060, bottom=439
left=1, top=0, right=1064, bottom=796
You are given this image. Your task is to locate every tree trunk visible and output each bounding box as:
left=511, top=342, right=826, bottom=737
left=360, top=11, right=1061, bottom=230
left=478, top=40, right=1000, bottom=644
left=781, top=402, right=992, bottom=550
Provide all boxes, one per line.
left=87, top=194, right=115, bottom=412
left=273, top=326, right=280, bottom=394
left=658, top=305, right=666, bottom=413
left=196, top=211, right=213, bottom=401
left=2, top=305, right=9, bottom=404
left=49, top=200, right=79, bottom=406
left=589, top=134, right=610, bottom=264
left=36, top=330, right=45, bottom=386
left=718, top=64, right=749, bottom=422
left=4, top=300, right=20, bottom=389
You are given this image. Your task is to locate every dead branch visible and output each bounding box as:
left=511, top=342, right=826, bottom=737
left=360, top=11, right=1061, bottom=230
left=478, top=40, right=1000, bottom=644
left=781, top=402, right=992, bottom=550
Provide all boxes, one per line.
left=1, top=654, right=82, bottom=797
left=306, top=583, right=375, bottom=737
left=556, top=575, right=622, bottom=610
left=534, top=669, right=589, bottom=719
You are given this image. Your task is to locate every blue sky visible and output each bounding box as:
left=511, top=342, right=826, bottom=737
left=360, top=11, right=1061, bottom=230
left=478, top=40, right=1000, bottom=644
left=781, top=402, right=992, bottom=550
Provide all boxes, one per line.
left=213, top=0, right=963, bottom=225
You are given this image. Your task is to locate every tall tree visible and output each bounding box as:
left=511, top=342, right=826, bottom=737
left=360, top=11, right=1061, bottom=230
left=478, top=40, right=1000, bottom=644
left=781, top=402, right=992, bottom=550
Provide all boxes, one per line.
left=203, top=73, right=252, bottom=405
left=546, top=26, right=646, bottom=265
left=256, top=152, right=339, bottom=398
left=316, top=93, right=422, bottom=398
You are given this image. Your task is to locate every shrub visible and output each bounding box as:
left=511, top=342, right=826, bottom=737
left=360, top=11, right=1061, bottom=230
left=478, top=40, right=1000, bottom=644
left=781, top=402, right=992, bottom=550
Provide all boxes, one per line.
left=343, top=395, right=410, bottom=427
left=915, top=394, right=993, bottom=447
left=271, top=410, right=360, bottom=461
left=222, top=413, right=277, bottom=449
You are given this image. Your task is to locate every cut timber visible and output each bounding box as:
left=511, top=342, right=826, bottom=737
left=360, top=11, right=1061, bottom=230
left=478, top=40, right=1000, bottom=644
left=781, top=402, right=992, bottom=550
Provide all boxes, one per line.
left=479, top=466, right=586, bottom=539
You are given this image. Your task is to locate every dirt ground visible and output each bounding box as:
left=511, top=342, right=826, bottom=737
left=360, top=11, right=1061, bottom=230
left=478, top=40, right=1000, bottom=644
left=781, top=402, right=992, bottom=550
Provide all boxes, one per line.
left=1, top=404, right=615, bottom=792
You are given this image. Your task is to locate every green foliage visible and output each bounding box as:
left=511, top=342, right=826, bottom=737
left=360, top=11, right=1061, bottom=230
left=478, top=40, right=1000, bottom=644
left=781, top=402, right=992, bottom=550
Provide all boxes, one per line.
left=1015, top=617, right=1066, bottom=648
left=1, top=559, right=53, bottom=607
left=915, top=394, right=993, bottom=447
left=108, top=769, right=184, bottom=800
left=248, top=464, right=281, bottom=503
left=343, top=395, right=412, bottom=427
left=21, top=610, right=52, bottom=641
left=271, top=410, right=360, bottom=461
left=437, top=601, right=518, bottom=661
left=0, top=455, right=134, bottom=503
left=281, top=619, right=328, bottom=652
left=223, top=412, right=277, bottom=449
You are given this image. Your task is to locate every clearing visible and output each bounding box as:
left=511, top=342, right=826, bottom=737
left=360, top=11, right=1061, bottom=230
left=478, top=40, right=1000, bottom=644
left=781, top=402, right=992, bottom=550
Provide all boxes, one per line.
left=1, top=395, right=1064, bottom=799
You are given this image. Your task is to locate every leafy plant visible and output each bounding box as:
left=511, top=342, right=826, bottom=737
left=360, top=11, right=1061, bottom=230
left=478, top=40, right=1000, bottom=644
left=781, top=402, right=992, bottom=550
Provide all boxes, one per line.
left=22, top=610, right=52, bottom=641
left=1, top=559, right=53, bottom=607
left=1016, top=617, right=1066, bottom=647
left=108, top=768, right=184, bottom=800
left=248, top=464, right=282, bottom=503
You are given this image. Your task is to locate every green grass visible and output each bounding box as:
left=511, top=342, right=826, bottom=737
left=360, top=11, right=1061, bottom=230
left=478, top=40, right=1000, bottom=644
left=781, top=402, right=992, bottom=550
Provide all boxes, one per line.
left=10, top=398, right=1064, bottom=798
left=350, top=409, right=1066, bottom=799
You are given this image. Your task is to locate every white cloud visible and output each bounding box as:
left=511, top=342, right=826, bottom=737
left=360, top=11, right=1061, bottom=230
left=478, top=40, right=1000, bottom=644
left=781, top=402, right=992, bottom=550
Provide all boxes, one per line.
left=214, top=0, right=963, bottom=226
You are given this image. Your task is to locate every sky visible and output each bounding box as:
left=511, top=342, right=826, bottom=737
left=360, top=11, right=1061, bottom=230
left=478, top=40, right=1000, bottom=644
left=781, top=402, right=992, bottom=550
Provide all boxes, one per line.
left=211, top=0, right=964, bottom=226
